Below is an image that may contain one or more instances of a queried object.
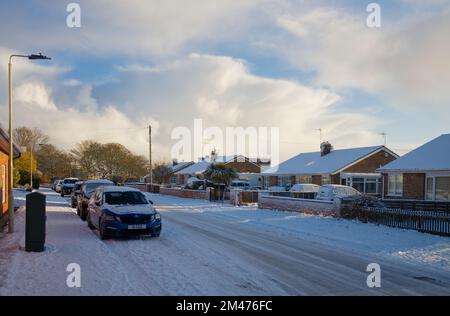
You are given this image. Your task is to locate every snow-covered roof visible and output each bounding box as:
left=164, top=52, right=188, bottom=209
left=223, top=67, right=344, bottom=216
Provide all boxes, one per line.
left=170, top=161, right=194, bottom=173
left=263, top=146, right=392, bottom=176
left=175, top=155, right=255, bottom=175
left=378, top=134, right=450, bottom=172
left=175, top=160, right=211, bottom=175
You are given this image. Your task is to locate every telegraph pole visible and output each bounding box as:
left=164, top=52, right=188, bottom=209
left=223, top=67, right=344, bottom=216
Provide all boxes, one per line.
left=148, top=125, right=152, bottom=185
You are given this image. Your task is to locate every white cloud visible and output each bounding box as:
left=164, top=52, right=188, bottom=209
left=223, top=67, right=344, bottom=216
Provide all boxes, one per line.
left=273, top=7, right=450, bottom=108
left=93, top=54, right=382, bottom=160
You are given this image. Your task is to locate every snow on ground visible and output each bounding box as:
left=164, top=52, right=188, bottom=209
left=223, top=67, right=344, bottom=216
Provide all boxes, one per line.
left=145, top=193, right=450, bottom=273
left=0, top=188, right=449, bottom=296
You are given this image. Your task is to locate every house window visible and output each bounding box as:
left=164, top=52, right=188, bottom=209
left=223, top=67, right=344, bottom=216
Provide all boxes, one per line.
left=295, top=175, right=312, bottom=184
left=426, top=176, right=450, bottom=201
left=277, top=176, right=291, bottom=187
left=321, top=175, right=331, bottom=185
left=388, top=174, right=403, bottom=196
left=342, top=174, right=381, bottom=194
left=351, top=177, right=365, bottom=193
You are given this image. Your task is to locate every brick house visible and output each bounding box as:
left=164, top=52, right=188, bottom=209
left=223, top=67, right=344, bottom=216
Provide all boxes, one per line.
left=263, top=142, right=398, bottom=195
left=175, top=154, right=261, bottom=185
left=0, top=127, right=22, bottom=228
left=377, top=134, right=450, bottom=201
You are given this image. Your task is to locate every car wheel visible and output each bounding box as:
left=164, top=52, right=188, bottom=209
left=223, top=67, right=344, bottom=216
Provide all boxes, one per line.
left=99, top=220, right=110, bottom=240
left=87, top=213, right=95, bottom=229
left=80, top=209, right=87, bottom=221
left=61, top=193, right=64, bottom=197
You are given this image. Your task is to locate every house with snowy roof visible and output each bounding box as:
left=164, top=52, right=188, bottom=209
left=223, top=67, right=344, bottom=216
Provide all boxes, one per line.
left=174, top=151, right=261, bottom=185
left=377, top=134, right=450, bottom=201
left=263, top=142, right=399, bottom=195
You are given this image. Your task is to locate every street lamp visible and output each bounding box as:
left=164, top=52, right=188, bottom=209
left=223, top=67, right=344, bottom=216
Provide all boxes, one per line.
left=7, top=53, right=51, bottom=233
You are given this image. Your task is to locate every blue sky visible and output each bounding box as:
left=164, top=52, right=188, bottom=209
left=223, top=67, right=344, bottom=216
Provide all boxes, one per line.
left=0, top=0, right=449, bottom=162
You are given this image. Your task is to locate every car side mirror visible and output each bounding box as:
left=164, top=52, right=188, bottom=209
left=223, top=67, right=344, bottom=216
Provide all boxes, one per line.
left=148, top=199, right=154, bottom=205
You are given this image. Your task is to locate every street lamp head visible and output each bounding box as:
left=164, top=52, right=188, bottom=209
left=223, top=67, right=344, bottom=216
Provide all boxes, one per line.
left=28, top=53, right=51, bottom=60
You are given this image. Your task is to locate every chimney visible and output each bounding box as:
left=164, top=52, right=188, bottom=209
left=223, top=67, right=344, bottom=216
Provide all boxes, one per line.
left=320, top=141, right=333, bottom=156
left=210, top=149, right=218, bottom=163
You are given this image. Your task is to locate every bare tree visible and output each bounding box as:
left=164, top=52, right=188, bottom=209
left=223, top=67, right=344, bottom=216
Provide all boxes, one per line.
left=13, top=126, right=49, bottom=149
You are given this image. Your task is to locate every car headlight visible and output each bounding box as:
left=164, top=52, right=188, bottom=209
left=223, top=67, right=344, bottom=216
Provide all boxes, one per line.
left=153, top=213, right=161, bottom=221
left=103, top=215, right=116, bottom=221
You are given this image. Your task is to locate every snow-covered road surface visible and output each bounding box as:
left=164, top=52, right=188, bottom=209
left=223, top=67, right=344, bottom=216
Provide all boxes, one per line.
left=1, top=188, right=450, bottom=295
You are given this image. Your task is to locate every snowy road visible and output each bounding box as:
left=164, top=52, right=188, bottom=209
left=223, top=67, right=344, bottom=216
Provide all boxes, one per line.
left=1, top=188, right=450, bottom=295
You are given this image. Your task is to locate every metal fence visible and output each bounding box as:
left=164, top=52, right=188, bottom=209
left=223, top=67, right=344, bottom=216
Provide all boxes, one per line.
left=343, top=206, right=450, bottom=236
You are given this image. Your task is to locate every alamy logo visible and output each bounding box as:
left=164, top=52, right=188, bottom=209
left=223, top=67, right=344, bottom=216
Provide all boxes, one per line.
left=66, top=3, right=81, bottom=28
left=366, top=263, right=381, bottom=288
left=66, top=263, right=81, bottom=288
left=366, top=3, right=381, bottom=28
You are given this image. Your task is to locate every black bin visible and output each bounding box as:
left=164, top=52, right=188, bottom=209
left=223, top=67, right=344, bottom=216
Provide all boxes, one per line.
left=25, top=192, right=46, bottom=252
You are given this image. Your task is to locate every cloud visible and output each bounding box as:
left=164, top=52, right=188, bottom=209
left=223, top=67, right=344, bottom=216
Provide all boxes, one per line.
left=0, top=0, right=260, bottom=58
left=272, top=6, right=450, bottom=108
left=93, top=54, right=382, bottom=161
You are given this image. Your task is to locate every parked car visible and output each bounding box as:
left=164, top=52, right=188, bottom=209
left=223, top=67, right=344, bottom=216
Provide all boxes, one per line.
left=55, top=180, right=63, bottom=193
left=230, top=180, right=252, bottom=190
left=60, top=178, right=79, bottom=197
left=77, top=179, right=115, bottom=220
left=71, top=181, right=83, bottom=208
left=51, top=179, right=61, bottom=191
left=290, top=184, right=320, bottom=193
left=268, top=186, right=287, bottom=192
left=86, top=186, right=161, bottom=240
left=316, top=184, right=361, bottom=201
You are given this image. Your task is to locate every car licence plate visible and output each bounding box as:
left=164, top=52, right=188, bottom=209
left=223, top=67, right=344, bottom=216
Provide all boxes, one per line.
left=128, top=224, right=146, bottom=230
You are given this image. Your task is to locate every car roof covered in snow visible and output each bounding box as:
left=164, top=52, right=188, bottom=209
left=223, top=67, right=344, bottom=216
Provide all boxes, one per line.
left=263, top=146, right=397, bottom=175
left=83, top=179, right=114, bottom=184
left=101, top=186, right=142, bottom=193
left=377, top=134, right=450, bottom=172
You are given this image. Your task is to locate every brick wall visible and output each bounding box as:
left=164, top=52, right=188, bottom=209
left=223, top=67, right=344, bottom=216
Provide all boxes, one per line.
left=226, top=161, right=261, bottom=173
left=0, top=151, right=8, bottom=215
left=312, top=175, right=322, bottom=185
left=342, top=150, right=397, bottom=173
left=159, top=187, right=208, bottom=200
left=258, top=194, right=339, bottom=216
left=402, top=173, right=425, bottom=200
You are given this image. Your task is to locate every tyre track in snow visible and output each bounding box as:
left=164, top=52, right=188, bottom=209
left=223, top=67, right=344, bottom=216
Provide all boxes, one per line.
left=161, top=209, right=450, bottom=295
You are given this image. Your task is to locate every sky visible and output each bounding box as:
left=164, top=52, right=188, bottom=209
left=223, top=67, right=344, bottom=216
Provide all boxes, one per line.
left=0, top=0, right=449, bottom=163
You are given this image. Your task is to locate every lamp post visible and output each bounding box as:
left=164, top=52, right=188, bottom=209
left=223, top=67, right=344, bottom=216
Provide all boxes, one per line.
left=8, top=53, right=51, bottom=233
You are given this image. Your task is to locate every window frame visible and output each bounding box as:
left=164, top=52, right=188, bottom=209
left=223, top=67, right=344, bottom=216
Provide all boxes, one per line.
left=425, top=174, right=450, bottom=201
left=387, top=173, right=403, bottom=197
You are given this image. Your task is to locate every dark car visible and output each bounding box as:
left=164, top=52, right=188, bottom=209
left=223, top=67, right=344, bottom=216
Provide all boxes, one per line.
left=60, top=178, right=79, bottom=197
left=77, top=179, right=115, bottom=220
left=86, top=186, right=161, bottom=240
left=71, top=181, right=83, bottom=208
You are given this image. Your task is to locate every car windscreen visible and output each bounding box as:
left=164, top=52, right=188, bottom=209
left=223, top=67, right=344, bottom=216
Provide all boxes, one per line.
left=85, top=182, right=112, bottom=193
left=63, top=179, right=78, bottom=184
left=104, top=191, right=148, bottom=205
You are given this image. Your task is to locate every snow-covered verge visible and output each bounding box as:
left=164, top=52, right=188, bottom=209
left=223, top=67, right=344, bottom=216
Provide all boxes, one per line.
left=147, top=193, right=450, bottom=273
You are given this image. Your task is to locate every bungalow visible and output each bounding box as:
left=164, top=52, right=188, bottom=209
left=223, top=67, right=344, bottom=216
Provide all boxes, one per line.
left=263, top=142, right=399, bottom=195
left=175, top=153, right=261, bottom=185
left=0, top=127, right=22, bottom=228
left=142, top=160, right=194, bottom=184
left=377, top=134, right=450, bottom=201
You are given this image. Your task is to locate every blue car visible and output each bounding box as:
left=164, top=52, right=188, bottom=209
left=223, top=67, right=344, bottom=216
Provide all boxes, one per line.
left=87, top=186, right=161, bottom=240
